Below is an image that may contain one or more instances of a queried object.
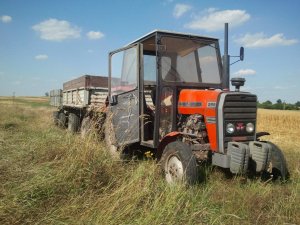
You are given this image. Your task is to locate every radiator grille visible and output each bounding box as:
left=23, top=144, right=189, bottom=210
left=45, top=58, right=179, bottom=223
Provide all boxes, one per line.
left=223, top=93, right=257, bottom=147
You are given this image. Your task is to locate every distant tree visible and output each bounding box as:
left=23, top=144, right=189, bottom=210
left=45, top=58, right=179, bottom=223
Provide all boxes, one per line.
left=285, top=104, right=295, bottom=110
left=273, top=99, right=283, bottom=110
left=258, top=99, right=299, bottom=110
left=265, top=100, right=272, bottom=105
left=261, top=100, right=273, bottom=109
left=45, top=92, right=49, bottom=97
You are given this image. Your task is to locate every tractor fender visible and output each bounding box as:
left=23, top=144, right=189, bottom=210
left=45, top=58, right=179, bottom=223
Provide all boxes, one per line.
left=156, top=131, right=182, bottom=160
left=256, top=131, right=270, bottom=140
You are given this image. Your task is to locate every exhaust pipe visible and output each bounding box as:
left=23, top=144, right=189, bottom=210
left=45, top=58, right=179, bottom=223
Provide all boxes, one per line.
left=223, top=23, right=230, bottom=89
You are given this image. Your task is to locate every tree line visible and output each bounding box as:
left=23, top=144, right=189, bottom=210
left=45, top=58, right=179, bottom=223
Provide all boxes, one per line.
left=258, top=99, right=300, bottom=110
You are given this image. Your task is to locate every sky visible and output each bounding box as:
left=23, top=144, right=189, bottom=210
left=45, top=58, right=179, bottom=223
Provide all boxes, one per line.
left=0, top=0, right=299, bottom=103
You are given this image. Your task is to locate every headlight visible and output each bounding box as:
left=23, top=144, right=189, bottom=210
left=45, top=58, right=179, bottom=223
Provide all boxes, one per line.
left=226, top=123, right=235, bottom=134
left=246, top=123, right=254, bottom=133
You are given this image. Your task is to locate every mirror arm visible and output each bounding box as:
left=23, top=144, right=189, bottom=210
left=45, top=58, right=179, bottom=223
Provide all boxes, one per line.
left=229, top=55, right=241, bottom=65
left=230, top=59, right=241, bottom=65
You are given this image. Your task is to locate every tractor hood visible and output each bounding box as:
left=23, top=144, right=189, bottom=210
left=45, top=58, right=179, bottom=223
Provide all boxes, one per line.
left=178, top=89, right=222, bottom=115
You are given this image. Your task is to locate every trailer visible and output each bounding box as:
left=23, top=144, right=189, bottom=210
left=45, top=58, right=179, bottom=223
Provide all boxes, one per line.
left=49, top=89, right=62, bottom=107
left=53, top=75, right=108, bottom=134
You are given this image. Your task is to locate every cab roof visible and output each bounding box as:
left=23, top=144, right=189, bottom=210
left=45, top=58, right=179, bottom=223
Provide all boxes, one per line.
left=127, top=29, right=218, bottom=46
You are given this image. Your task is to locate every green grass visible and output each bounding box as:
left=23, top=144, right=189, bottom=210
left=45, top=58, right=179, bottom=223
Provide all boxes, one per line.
left=0, top=102, right=299, bottom=225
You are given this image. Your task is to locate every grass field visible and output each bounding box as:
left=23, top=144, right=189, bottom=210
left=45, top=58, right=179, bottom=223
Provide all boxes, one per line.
left=0, top=96, right=50, bottom=108
left=0, top=97, right=299, bottom=225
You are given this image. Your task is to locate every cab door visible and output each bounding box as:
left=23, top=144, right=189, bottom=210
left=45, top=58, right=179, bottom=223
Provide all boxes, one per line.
left=109, top=44, right=141, bottom=146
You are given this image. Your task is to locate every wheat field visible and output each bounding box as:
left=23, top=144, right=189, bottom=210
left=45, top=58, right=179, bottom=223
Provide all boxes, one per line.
left=0, top=98, right=299, bottom=225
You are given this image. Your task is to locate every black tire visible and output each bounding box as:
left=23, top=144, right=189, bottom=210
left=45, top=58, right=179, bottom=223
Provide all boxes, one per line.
left=68, top=113, right=80, bottom=133
left=104, top=117, right=120, bottom=158
left=58, top=112, right=67, bottom=128
left=160, top=141, right=199, bottom=185
left=262, top=142, right=289, bottom=181
left=80, top=117, right=92, bottom=138
left=53, top=111, right=59, bottom=125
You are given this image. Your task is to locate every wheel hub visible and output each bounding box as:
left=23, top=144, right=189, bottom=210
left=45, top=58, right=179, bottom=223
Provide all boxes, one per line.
left=166, top=155, right=183, bottom=183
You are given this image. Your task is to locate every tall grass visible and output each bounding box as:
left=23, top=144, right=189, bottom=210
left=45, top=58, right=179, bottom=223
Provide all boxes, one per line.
left=0, top=101, right=299, bottom=224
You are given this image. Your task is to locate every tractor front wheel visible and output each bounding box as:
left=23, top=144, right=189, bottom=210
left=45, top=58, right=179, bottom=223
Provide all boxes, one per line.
left=160, top=141, right=198, bottom=185
left=262, top=142, right=289, bottom=181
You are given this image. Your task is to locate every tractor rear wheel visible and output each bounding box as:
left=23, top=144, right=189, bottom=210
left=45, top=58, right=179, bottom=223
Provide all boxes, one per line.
left=160, top=141, right=198, bottom=185
left=68, top=113, right=80, bottom=133
left=104, top=118, right=120, bottom=158
left=262, top=142, right=289, bottom=181
left=58, top=112, right=66, bottom=128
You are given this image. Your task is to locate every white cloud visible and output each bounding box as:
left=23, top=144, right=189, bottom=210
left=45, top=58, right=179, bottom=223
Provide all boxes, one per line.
left=274, top=85, right=296, bottom=90
left=1, top=15, right=12, bottom=23
left=185, top=9, right=250, bottom=32
left=235, top=33, right=298, bottom=48
left=32, top=18, right=81, bottom=41
left=233, top=69, right=256, bottom=77
left=86, top=31, right=104, bottom=40
left=35, top=54, right=48, bottom=60
left=173, top=4, right=192, bottom=18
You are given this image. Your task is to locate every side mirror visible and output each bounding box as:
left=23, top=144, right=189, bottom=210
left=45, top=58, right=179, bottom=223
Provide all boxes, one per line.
left=240, top=47, right=244, bottom=61
left=230, top=47, right=245, bottom=65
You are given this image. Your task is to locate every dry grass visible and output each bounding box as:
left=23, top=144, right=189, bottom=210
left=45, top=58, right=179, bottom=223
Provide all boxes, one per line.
left=0, top=99, right=299, bottom=225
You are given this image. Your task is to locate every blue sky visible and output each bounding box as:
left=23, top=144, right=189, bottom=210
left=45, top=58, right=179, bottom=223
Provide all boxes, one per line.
left=0, top=0, right=299, bottom=103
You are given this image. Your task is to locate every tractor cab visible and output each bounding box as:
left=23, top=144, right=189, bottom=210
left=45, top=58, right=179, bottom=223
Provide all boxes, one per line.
left=108, top=30, right=223, bottom=149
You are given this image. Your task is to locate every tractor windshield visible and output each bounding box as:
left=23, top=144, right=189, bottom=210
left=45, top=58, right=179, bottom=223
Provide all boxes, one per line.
left=159, top=36, right=221, bottom=84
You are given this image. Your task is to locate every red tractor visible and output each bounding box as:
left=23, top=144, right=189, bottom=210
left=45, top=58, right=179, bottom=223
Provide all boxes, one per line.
left=105, top=24, right=288, bottom=184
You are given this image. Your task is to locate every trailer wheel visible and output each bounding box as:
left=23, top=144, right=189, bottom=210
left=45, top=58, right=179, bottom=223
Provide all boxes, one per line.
left=58, top=112, right=66, bottom=128
left=160, top=141, right=198, bottom=185
left=262, top=142, right=289, bottom=181
left=53, top=111, right=59, bottom=125
left=80, top=117, right=92, bottom=137
left=68, top=113, right=80, bottom=133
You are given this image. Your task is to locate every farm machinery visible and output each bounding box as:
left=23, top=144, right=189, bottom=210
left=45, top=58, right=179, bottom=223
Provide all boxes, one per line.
left=53, top=24, right=289, bottom=184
